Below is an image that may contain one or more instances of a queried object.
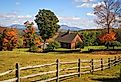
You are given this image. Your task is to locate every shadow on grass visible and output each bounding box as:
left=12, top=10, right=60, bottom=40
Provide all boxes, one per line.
left=91, top=77, right=121, bottom=82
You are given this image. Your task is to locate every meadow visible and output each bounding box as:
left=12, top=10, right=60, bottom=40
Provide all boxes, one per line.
left=0, top=47, right=121, bottom=82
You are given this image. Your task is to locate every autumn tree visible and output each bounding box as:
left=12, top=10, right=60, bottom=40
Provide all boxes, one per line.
left=99, top=31, right=116, bottom=49
left=94, top=0, right=121, bottom=33
left=35, top=9, right=60, bottom=49
left=0, top=28, right=18, bottom=51
left=23, top=21, right=42, bottom=51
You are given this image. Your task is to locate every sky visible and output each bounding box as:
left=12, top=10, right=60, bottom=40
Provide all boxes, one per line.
left=0, top=0, right=101, bottom=29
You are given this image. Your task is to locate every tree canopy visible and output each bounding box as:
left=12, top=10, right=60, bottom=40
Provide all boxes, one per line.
left=94, top=0, right=121, bottom=33
left=0, top=28, right=18, bottom=51
left=23, top=21, right=42, bottom=51
left=35, top=9, right=60, bottom=42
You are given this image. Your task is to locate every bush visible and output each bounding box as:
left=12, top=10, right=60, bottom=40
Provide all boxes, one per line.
left=46, top=41, right=60, bottom=51
left=29, top=45, right=39, bottom=52
left=105, top=41, right=121, bottom=49
left=76, top=42, right=84, bottom=49
left=17, top=37, right=23, bottom=48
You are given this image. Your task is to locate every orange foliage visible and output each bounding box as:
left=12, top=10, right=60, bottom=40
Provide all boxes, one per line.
left=23, top=21, right=42, bottom=48
left=99, top=32, right=116, bottom=43
left=2, top=28, right=18, bottom=51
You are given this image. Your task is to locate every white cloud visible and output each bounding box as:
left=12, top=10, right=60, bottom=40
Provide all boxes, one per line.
left=58, top=16, right=81, bottom=21
left=75, top=0, right=94, bottom=3
left=76, top=3, right=91, bottom=8
left=0, top=13, right=33, bottom=26
left=86, top=12, right=95, bottom=16
left=17, top=15, right=32, bottom=19
left=58, top=16, right=96, bottom=29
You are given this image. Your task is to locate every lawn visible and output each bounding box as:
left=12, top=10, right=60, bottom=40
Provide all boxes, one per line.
left=0, top=48, right=120, bottom=81
left=81, top=46, right=121, bottom=52
left=63, top=64, right=121, bottom=82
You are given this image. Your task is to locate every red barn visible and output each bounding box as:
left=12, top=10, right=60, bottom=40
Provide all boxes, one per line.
left=56, top=31, right=83, bottom=49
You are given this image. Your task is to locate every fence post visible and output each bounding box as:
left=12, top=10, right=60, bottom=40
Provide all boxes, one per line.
left=91, top=59, right=94, bottom=74
left=56, top=59, right=59, bottom=82
left=101, top=58, right=103, bottom=71
left=78, top=59, right=81, bottom=77
left=108, top=58, right=110, bottom=69
left=16, top=63, right=20, bottom=82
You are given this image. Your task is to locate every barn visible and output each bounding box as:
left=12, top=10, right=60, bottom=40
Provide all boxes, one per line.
left=56, top=31, right=83, bottom=49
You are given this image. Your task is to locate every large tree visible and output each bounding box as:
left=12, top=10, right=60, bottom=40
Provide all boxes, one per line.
left=35, top=9, right=60, bottom=49
left=94, top=0, right=121, bottom=33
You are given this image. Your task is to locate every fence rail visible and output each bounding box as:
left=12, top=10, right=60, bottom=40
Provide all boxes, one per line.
left=0, top=56, right=121, bottom=82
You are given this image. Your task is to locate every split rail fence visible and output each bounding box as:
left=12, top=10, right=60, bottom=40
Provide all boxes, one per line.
left=0, top=56, right=121, bottom=82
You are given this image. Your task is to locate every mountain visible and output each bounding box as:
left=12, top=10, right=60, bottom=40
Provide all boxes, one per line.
left=9, top=24, right=82, bottom=32
left=60, top=25, right=82, bottom=31
left=10, top=24, right=26, bottom=30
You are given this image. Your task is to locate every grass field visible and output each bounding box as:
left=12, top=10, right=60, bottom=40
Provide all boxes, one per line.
left=0, top=47, right=121, bottom=82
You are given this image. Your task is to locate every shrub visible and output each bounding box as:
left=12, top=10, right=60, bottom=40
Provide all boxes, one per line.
left=46, top=41, right=60, bottom=51
left=105, top=41, right=121, bottom=49
left=76, top=42, right=84, bottom=49
left=17, top=37, right=23, bottom=48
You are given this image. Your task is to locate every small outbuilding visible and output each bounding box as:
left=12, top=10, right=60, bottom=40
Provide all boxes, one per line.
left=56, top=30, right=83, bottom=49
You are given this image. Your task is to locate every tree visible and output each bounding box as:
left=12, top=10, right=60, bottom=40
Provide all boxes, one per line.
left=35, top=9, right=60, bottom=49
left=81, top=31, right=101, bottom=46
left=1, top=28, right=18, bottom=51
left=46, top=41, right=60, bottom=51
left=109, top=41, right=121, bottom=49
left=99, top=31, right=116, bottom=49
left=116, top=28, right=121, bottom=43
left=23, top=21, right=42, bottom=51
left=94, top=0, right=121, bottom=33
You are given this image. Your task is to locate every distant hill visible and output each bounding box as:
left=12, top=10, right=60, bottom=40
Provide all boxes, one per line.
left=60, top=25, right=82, bottom=31
left=10, top=24, right=26, bottom=30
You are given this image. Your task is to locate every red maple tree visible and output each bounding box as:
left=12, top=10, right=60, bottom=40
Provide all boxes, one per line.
left=1, top=28, right=18, bottom=51
left=99, top=32, right=116, bottom=43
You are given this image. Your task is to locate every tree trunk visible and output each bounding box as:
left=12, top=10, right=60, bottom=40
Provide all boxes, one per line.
left=107, top=44, right=109, bottom=49
left=43, top=40, right=46, bottom=50
left=113, top=46, right=114, bottom=49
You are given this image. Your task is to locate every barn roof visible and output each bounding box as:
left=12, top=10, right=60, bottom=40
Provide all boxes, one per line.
left=56, top=31, right=82, bottom=43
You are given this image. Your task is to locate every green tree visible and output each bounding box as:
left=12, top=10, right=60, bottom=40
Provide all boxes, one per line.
left=35, top=9, right=60, bottom=49
left=46, top=41, right=60, bottom=51
left=116, top=28, right=121, bottom=43
left=81, top=31, right=101, bottom=46
left=106, top=41, right=121, bottom=49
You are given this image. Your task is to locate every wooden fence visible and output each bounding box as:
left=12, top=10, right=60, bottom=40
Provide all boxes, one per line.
left=0, top=56, right=121, bottom=82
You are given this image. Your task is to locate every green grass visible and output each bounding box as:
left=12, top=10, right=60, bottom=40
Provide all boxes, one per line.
left=63, top=64, right=121, bottom=82
left=81, top=46, right=121, bottom=51
left=81, top=46, right=106, bottom=51
left=0, top=48, right=120, bottom=81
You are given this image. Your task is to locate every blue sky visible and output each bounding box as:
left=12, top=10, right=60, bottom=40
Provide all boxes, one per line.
left=0, top=0, right=101, bottom=29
